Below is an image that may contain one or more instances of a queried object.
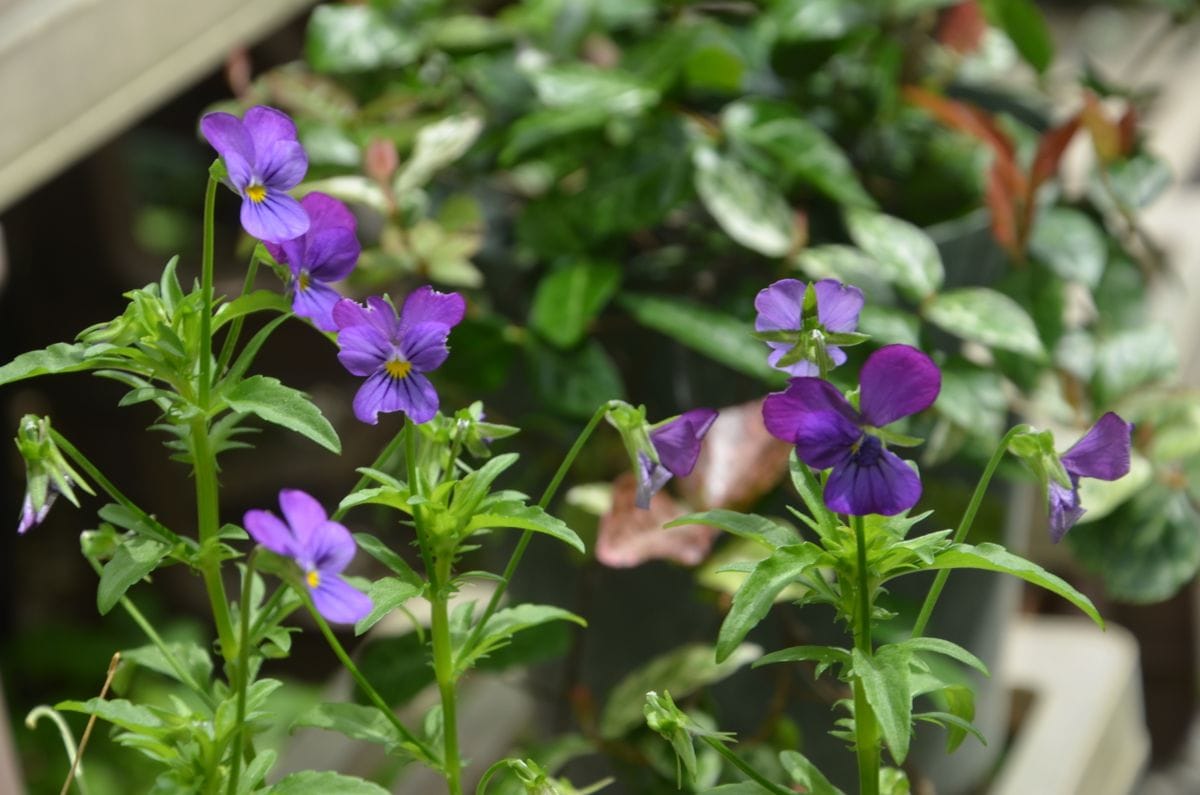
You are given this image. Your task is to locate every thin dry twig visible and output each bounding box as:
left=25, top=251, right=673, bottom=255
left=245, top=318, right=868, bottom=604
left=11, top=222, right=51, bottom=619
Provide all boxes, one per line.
left=60, top=652, right=121, bottom=795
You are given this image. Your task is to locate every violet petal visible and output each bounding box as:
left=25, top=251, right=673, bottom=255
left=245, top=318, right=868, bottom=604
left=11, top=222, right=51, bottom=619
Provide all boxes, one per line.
left=650, top=408, right=718, bottom=477
left=1047, top=478, right=1085, bottom=542
left=292, top=279, right=344, bottom=332
left=1061, top=412, right=1133, bottom=482
left=243, top=509, right=296, bottom=558
left=824, top=437, right=922, bottom=516
left=814, top=279, right=865, bottom=333
left=311, top=575, right=372, bottom=624
left=858, top=344, right=941, bottom=428
left=307, top=519, right=357, bottom=575
left=241, top=192, right=309, bottom=243
left=399, top=321, right=452, bottom=372
left=754, top=278, right=805, bottom=333
left=401, top=286, right=467, bottom=331
left=278, top=489, right=326, bottom=548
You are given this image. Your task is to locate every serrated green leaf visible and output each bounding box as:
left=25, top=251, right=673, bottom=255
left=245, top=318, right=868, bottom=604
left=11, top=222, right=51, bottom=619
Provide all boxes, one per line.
left=924, top=288, right=1045, bottom=358
left=465, top=503, right=584, bottom=553
left=854, top=646, right=913, bottom=764
left=269, top=770, right=392, bottom=794
left=291, top=702, right=406, bottom=753
left=779, top=749, right=845, bottom=795
left=897, top=637, right=988, bottom=676
left=458, top=604, right=585, bottom=674
left=669, top=509, right=799, bottom=550
left=121, top=642, right=212, bottom=688
left=355, top=577, right=422, bottom=635
left=0, top=342, right=109, bottom=386
left=620, top=293, right=785, bottom=384
left=212, top=290, right=291, bottom=330
left=844, top=209, right=944, bottom=300
left=529, top=261, right=622, bottom=349
left=98, top=536, right=169, bottom=615
left=224, top=375, right=340, bottom=453
left=57, top=698, right=166, bottom=735
left=352, top=533, right=421, bottom=585
left=600, top=643, right=760, bottom=739
left=693, top=146, right=795, bottom=257
left=717, top=544, right=826, bottom=662
left=754, top=645, right=851, bottom=677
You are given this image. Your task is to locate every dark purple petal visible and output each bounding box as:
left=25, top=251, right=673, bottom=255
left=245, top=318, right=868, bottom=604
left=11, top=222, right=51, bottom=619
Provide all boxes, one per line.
left=311, top=575, right=372, bottom=624
left=302, top=192, right=357, bottom=234
left=199, top=112, right=254, bottom=188
left=1047, top=478, right=1084, bottom=542
left=279, top=489, right=326, bottom=549
left=1061, top=412, right=1133, bottom=482
left=763, top=378, right=859, bottom=442
left=754, top=278, right=806, bottom=333
left=243, top=509, right=295, bottom=558
left=258, top=140, right=308, bottom=190
left=307, top=519, right=357, bottom=575
left=650, top=408, right=718, bottom=477
left=401, top=286, right=466, bottom=331
left=824, top=437, right=922, bottom=516
left=635, top=452, right=674, bottom=510
left=265, top=236, right=306, bottom=270
left=814, top=279, right=864, bottom=333
left=400, top=321, right=452, bottom=373
left=241, top=191, right=309, bottom=243
left=336, top=324, right=390, bottom=376
left=352, top=370, right=439, bottom=425
left=858, top=345, right=941, bottom=428
left=292, top=279, right=344, bottom=332
left=243, top=106, right=298, bottom=160
left=304, top=227, right=360, bottom=281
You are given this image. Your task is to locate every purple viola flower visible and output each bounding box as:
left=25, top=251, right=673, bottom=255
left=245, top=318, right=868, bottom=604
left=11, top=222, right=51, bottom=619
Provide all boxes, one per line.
left=17, top=490, right=56, bottom=535
left=763, top=344, right=941, bottom=516
left=200, top=105, right=309, bottom=243
left=333, top=287, right=466, bottom=425
left=263, top=193, right=360, bottom=331
left=243, top=489, right=371, bottom=624
left=755, top=278, right=864, bottom=376
left=637, top=408, right=719, bottom=509
left=1047, top=412, right=1133, bottom=542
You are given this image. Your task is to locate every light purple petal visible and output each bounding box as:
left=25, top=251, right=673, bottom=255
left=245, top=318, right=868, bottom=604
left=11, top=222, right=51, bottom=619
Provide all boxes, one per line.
left=278, top=489, right=327, bottom=550
left=763, top=378, right=859, bottom=441
left=814, top=279, right=864, bottom=333
left=1061, top=412, right=1133, bottom=482
left=399, top=321, right=452, bottom=372
left=337, top=325, right=390, bottom=376
left=241, top=192, right=309, bottom=243
left=635, top=452, right=674, bottom=510
left=754, top=278, right=805, bottom=332
left=650, top=408, right=718, bottom=477
left=301, top=192, right=357, bottom=234
left=1047, top=478, right=1084, bottom=542
left=258, top=140, right=308, bottom=190
left=243, top=509, right=295, bottom=557
left=311, top=576, right=373, bottom=624
left=766, top=344, right=820, bottom=377
left=858, top=345, right=941, bottom=428
left=824, top=438, right=922, bottom=516
left=243, top=106, right=298, bottom=159
left=200, top=112, right=254, bottom=188
left=17, top=493, right=53, bottom=535
left=292, top=278, right=344, bottom=332
left=333, top=298, right=370, bottom=330
left=352, top=370, right=439, bottom=425
left=400, top=286, right=466, bottom=331
left=304, top=227, right=360, bottom=281
left=307, top=519, right=357, bottom=575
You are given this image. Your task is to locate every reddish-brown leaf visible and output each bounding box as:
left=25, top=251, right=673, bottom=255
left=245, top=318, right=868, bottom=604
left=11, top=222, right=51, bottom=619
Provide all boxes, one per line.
left=1029, top=116, right=1081, bottom=193
left=985, top=164, right=1021, bottom=257
left=937, top=1, right=988, bottom=55
left=903, top=86, right=1016, bottom=163
left=596, top=473, right=717, bottom=568
left=1117, top=106, right=1139, bottom=157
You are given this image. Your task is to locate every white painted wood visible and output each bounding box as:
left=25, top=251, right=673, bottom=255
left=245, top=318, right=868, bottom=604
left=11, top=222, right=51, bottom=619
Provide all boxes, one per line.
left=0, top=0, right=315, bottom=213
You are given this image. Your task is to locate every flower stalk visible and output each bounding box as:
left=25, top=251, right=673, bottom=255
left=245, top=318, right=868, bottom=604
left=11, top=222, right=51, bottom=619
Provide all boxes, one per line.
left=852, top=514, right=880, bottom=795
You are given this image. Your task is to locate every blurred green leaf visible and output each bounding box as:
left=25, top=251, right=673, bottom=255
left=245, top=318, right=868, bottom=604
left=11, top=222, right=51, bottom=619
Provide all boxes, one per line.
left=769, top=0, right=870, bottom=40
left=291, top=703, right=406, bottom=754
left=693, top=146, right=796, bottom=257
left=457, top=604, right=585, bottom=673
left=530, top=65, right=659, bottom=114
left=1029, top=207, right=1106, bottom=288
left=923, top=288, right=1044, bottom=359
left=987, top=0, right=1054, bottom=73
left=620, top=293, right=785, bottom=384
left=394, top=115, right=484, bottom=194
left=600, top=643, right=761, bottom=739
left=844, top=209, right=944, bottom=300
left=269, top=771, right=391, bottom=794
left=779, top=749, right=845, bottom=795
left=306, top=6, right=419, bottom=73
left=935, top=364, right=1007, bottom=439
left=793, top=245, right=894, bottom=302
left=1093, top=153, right=1172, bottom=210
left=1092, top=325, right=1177, bottom=403
left=528, top=338, right=625, bottom=419
left=530, top=261, right=622, bottom=349
left=858, top=307, right=920, bottom=347
left=356, top=632, right=433, bottom=707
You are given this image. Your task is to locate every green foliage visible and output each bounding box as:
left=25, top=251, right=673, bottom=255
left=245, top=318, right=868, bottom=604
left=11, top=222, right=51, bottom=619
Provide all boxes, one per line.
left=223, top=375, right=341, bottom=453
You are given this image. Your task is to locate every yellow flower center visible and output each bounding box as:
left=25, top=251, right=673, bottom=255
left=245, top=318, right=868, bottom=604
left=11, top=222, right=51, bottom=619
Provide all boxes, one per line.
left=385, top=359, right=413, bottom=380
left=298, top=271, right=311, bottom=292
left=246, top=183, right=268, bottom=203
left=306, top=569, right=321, bottom=589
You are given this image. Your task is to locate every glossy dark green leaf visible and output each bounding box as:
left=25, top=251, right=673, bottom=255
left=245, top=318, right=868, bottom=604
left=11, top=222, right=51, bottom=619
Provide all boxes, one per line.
left=989, top=0, right=1054, bottom=73
left=529, top=261, right=622, bottom=349
left=935, top=364, right=1007, bottom=439
left=693, top=146, right=796, bottom=257
left=1092, top=325, right=1177, bottom=404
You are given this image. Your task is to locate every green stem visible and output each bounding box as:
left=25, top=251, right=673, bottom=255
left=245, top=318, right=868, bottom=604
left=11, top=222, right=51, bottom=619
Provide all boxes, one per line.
left=226, top=555, right=257, bottom=795
left=191, top=418, right=238, bottom=669
left=306, top=594, right=439, bottom=766
left=852, top=514, right=879, bottom=795
left=911, top=425, right=1024, bottom=638
left=699, top=736, right=794, bottom=795
left=430, top=557, right=463, bottom=795
left=462, top=402, right=611, bottom=653
left=331, top=428, right=407, bottom=523
left=215, top=253, right=260, bottom=376
left=199, top=175, right=217, bottom=408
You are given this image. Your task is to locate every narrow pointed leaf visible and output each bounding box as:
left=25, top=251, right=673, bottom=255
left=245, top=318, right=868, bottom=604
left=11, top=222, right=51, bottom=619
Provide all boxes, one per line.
left=853, top=646, right=913, bottom=764
left=224, top=375, right=341, bottom=453
left=669, top=510, right=799, bottom=550
left=717, top=543, right=826, bottom=662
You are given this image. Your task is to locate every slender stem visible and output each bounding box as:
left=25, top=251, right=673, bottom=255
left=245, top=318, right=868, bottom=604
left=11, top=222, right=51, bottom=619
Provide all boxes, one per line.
left=331, top=427, right=407, bottom=523
left=306, top=594, right=439, bottom=765
left=61, top=653, right=120, bottom=795
left=215, top=253, right=261, bottom=376
left=699, top=736, right=794, bottom=795
left=851, top=514, right=879, bottom=795
left=199, top=175, right=217, bottom=408
left=430, top=557, right=463, bottom=795
left=226, top=555, right=257, bottom=795
left=191, top=417, right=238, bottom=669
left=911, top=425, right=1024, bottom=638
left=463, top=402, right=611, bottom=653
